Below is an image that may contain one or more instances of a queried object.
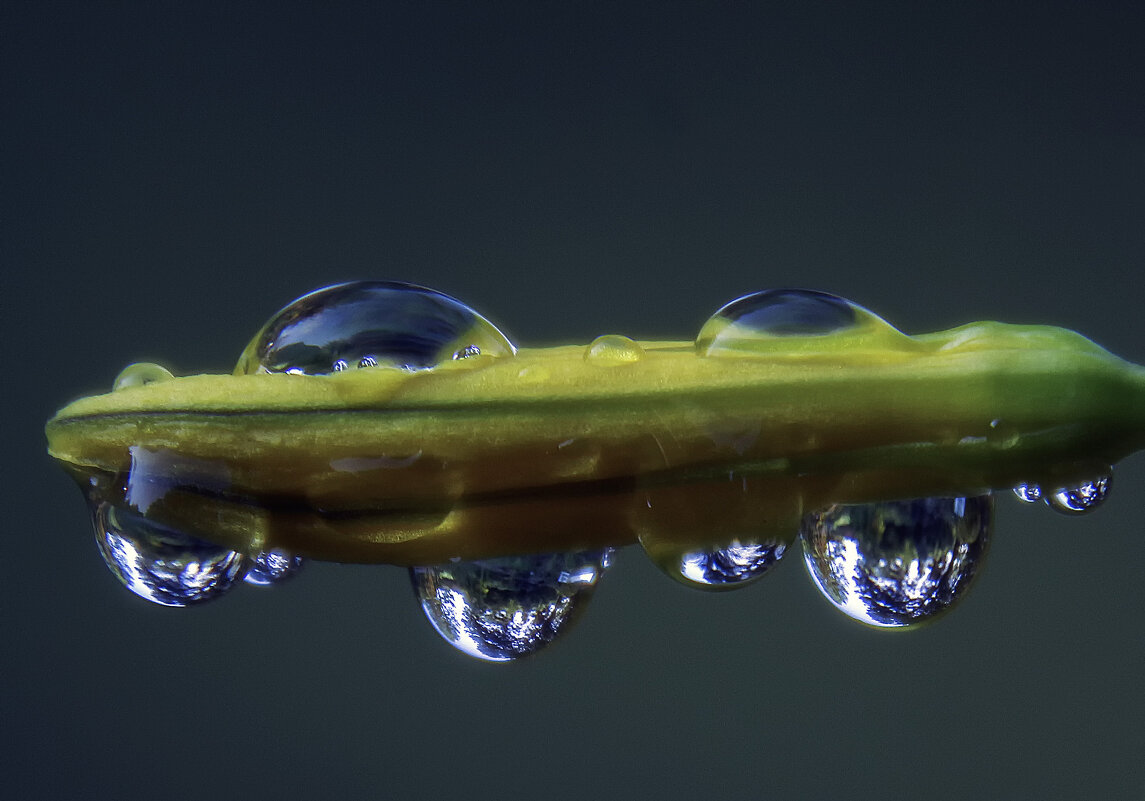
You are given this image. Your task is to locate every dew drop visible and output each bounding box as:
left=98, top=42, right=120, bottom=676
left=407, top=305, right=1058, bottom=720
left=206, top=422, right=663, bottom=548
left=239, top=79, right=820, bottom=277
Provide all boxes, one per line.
left=244, top=550, right=304, bottom=586
left=986, top=418, right=1019, bottom=449
left=1046, top=473, right=1111, bottom=515
left=235, top=281, right=516, bottom=376
left=112, top=362, right=174, bottom=391
left=696, top=289, right=896, bottom=357
left=93, top=503, right=247, bottom=607
left=1013, top=483, right=1043, bottom=503
left=801, top=495, right=992, bottom=628
left=410, top=550, right=613, bottom=662
left=677, top=540, right=786, bottom=589
left=584, top=334, right=645, bottom=365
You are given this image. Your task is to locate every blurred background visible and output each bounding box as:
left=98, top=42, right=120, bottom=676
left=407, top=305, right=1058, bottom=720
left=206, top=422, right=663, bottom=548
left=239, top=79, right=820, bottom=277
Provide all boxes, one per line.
left=5, top=3, right=1144, bottom=798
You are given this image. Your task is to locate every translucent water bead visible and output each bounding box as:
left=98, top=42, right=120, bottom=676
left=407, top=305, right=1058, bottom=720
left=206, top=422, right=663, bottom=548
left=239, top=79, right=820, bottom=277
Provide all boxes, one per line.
left=801, top=496, right=992, bottom=628
left=677, top=541, right=786, bottom=589
left=410, top=550, right=614, bottom=662
left=112, top=362, right=174, bottom=391
left=695, top=289, right=904, bottom=357
left=93, top=503, right=248, bottom=607
left=1046, top=473, right=1112, bottom=514
left=235, top=281, right=516, bottom=375
left=244, top=550, right=304, bottom=586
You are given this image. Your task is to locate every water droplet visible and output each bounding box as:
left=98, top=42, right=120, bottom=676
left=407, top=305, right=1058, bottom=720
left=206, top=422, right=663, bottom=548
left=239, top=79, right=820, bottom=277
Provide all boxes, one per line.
left=1013, top=483, right=1043, bottom=503
left=584, top=334, right=645, bottom=364
left=235, top=281, right=516, bottom=375
left=801, top=495, right=992, bottom=628
left=244, top=550, right=304, bottom=586
left=93, top=503, right=247, bottom=607
left=1046, top=473, right=1111, bottom=514
left=677, top=540, right=786, bottom=589
left=410, top=550, right=613, bottom=662
left=112, top=362, right=174, bottom=391
left=637, top=473, right=798, bottom=591
left=696, top=289, right=901, bottom=357
left=986, top=418, right=1020, bottom=449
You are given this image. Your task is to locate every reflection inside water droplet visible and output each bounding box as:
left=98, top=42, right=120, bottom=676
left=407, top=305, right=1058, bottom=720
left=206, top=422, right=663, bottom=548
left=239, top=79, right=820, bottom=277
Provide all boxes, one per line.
left=1046, top=473, right=1111, bottom=514
left=695, top=289, right=900, bottom=357
left=93, top=503, right=247, bottom=607
left=1013, top=483, right=1043, bottom=503
left=410, top=550, right=613, bottom=662
left=801, top=495, right=992, bottom=628
left=244, top=550, right=304, bottom=586
left=678, top=540, right=786, bottom=589
left=235, top=281, right=516, bottom=375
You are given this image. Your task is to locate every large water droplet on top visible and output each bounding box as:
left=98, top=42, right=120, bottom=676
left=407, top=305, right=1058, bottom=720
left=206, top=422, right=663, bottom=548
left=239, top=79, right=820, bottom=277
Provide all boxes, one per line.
left=711, top=289, right=859, bottom=336
left=93, top=503, right=248, bottom=607
left=235, top=281, right=516, bottom=375
left=1046, top=473, right=1111, bottom=514
left=801, top=495, right=992, bottom=628
left=696, top=289, right=901, bottom=358
left=410, top=550, right=613, bottom=662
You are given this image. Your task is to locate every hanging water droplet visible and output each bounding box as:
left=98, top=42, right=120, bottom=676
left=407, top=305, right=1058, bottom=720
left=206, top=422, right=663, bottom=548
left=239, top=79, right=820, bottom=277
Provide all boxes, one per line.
left=584, top=334, right=645, bottom=365
left=1013, top=483, right=1043, bottom=503
left=244, top=550, right=304, bottom=586
left=801, top=495, right=992, bottom=628
left=410, top=550, right=613, bottom=662
left=677, top=540, right=786, bottom=589
left=93, top=503, right=247, bottom=607
left=112, top=362, right=174, bottom=391
left=235, top=281, right=516, bottom=375
left=637, top=472, right=799, bottom=591
left=1046, top=473, right=1111, bottom=514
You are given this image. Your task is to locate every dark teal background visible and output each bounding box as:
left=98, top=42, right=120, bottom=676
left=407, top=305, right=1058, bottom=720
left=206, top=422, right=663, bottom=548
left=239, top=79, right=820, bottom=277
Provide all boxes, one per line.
left=5, top=3, right=1144, bottom=798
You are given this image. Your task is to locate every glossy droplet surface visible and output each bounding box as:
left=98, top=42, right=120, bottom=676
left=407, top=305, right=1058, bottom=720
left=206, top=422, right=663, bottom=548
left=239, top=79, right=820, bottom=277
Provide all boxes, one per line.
left=93, top=503, right=247, bottom=607
left=677, top=540, right=786, bottom=589
left=410, top=550, right=613, bottom=662
left=584, top=334, right=644, bottom=364
left=1046, top=473, right=1111, bottom=514
left=801, top=495, right=992, bottom=628
left=244, top=550, right=304, bottom=586
left=235, top=281, right=515, bottom=375
left=112, top=362, right=174, bottom=391
left=1013, top=483, right=1043, bottom=503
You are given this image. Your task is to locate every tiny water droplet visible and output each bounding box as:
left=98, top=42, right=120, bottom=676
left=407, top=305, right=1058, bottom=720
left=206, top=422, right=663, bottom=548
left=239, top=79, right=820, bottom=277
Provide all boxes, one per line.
left=112, top=362, right=174, bottom=391
left=987, top=419, right=1019, bottom=449
left=410, top=550, right=613, bottom=662
left=235, top=281, right=516, bottom=376
left=584, top=334, right=645, bottom=364
left=244, top=550, right=304, bottom=586
left=801, top=495, right=992, bottom=628
left=1013, top=483, right=1043, bottom=503
left=1046, top=473, right=1111, bottom=514
left=93, top=503, right=247, bottom=607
